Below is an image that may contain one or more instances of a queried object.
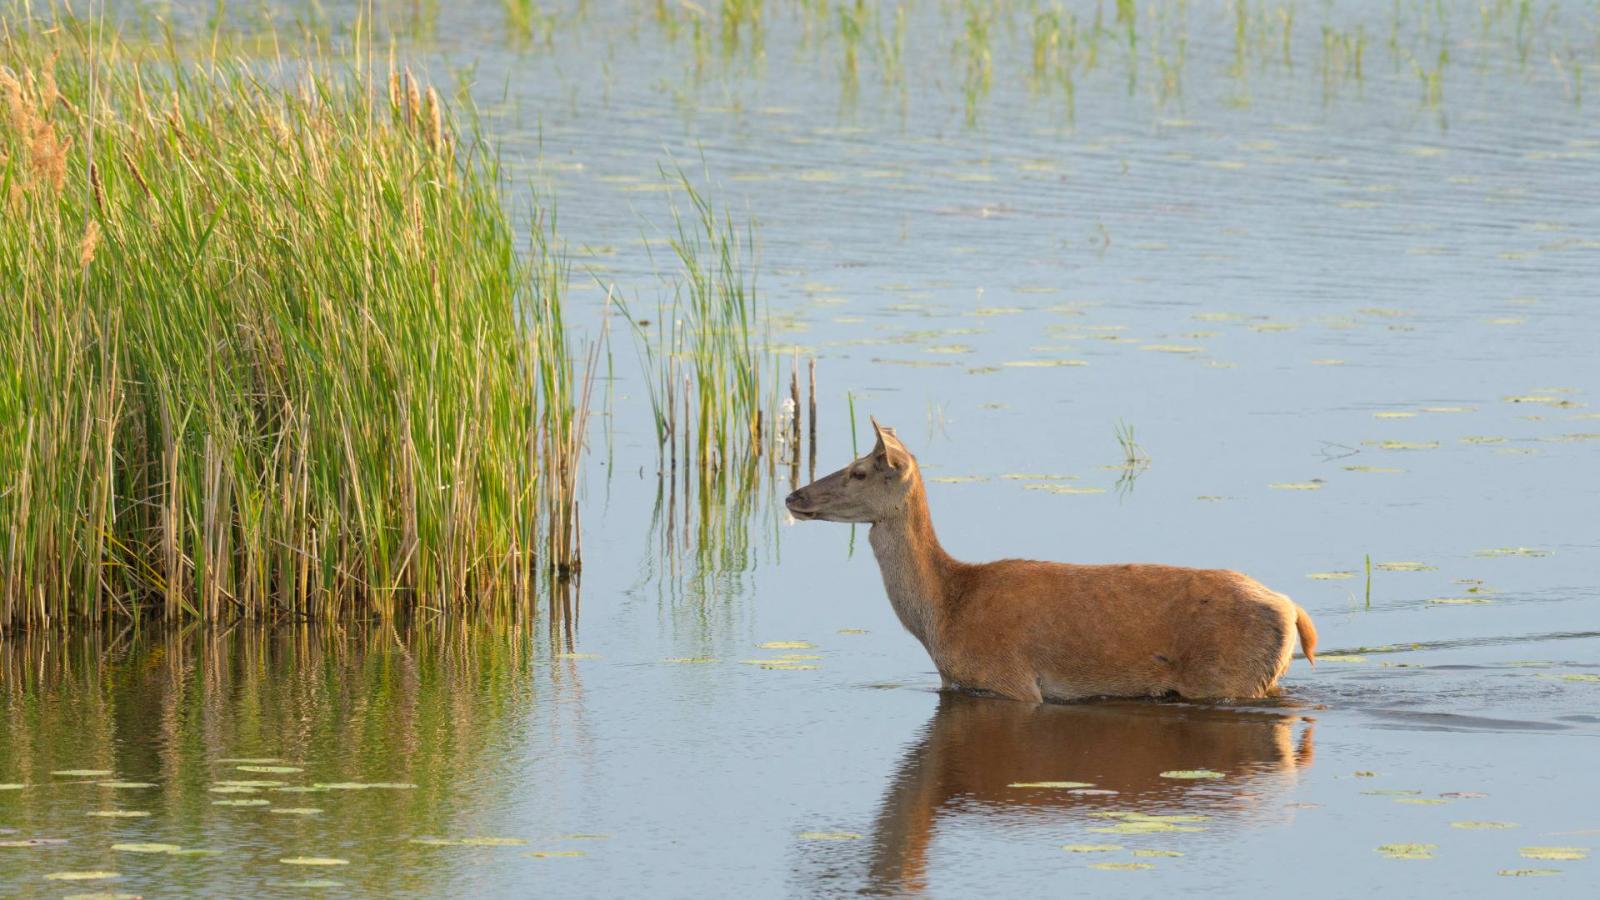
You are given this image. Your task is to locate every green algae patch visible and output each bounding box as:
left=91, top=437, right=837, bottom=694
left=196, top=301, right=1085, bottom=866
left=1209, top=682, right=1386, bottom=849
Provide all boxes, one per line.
left=1376, top=561, right=1435, bottom=572
left=1159, top=770, right=1224, bottom=780
left=1520, top=847, right=1588, bottom=861
left=280, top=857, right=349, bottom=866
left=1560, top=674, right=1600, bottom=683
left=1376, top=843, right=1435, bottom=860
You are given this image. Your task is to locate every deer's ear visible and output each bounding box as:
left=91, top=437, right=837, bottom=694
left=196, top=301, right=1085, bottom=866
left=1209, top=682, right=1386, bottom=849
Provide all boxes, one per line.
left=870, top=418, right=911, bottom=471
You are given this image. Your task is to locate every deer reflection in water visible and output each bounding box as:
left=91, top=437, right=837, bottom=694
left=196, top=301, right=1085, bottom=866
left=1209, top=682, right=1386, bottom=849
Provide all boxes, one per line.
left=816, top=693, right=1315, bottom=895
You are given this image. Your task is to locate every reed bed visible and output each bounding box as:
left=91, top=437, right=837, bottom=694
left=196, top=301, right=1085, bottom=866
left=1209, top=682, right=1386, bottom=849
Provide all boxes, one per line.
left=0, top=19, right=587, bottom=631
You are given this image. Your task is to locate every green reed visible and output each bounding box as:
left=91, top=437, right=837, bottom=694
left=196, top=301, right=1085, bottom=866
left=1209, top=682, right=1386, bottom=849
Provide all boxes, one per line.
left=0, top=17, right=586, bottom=631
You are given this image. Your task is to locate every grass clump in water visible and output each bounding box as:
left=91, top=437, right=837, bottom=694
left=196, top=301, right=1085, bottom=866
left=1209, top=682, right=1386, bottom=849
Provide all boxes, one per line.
left=0, top=18, right=587, bottom=630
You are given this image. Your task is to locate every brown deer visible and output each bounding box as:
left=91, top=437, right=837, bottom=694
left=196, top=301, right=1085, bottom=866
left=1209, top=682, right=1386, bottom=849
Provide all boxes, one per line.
left=784, top=420, right=1317, bottom=702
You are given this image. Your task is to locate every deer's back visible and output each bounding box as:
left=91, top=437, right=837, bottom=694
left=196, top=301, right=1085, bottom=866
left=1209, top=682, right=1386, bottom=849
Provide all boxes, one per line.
left=938, top=560, right=1297, bottom=700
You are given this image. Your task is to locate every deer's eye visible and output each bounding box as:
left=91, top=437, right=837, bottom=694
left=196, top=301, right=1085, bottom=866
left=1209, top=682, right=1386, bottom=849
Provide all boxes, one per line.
left=850, top=469, right=867, bottom=480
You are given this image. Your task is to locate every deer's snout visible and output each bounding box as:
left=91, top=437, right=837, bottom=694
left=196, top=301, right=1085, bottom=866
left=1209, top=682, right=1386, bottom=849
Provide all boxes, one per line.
left=785, top=487, right=815, bottom=519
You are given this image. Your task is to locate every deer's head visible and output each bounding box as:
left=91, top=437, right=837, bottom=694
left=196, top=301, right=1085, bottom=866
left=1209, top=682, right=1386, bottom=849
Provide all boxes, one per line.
left=786, top=418, right=919, bottom=524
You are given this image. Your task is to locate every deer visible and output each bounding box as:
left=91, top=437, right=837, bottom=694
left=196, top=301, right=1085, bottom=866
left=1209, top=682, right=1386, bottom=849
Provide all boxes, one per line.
left=784, top=419, right=1317, bottom=703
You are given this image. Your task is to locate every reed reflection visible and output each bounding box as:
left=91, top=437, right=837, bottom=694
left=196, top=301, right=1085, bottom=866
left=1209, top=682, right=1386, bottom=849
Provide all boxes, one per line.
left=862, top=693, right=1314, bottom=894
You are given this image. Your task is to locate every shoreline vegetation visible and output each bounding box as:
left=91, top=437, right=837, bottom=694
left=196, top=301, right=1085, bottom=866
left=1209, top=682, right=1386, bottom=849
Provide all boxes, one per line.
left=1, top=11, right=809, bottom=633
left=0, top=16, right=584, bottom=630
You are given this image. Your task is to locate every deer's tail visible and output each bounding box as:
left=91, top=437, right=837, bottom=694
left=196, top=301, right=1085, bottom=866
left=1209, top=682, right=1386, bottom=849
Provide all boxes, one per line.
left=1295, top=604, right=1318, bottom=667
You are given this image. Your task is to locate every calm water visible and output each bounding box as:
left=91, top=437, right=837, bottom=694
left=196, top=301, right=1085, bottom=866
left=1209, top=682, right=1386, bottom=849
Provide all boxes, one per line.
left=4, top=1, right=1600, bottom=896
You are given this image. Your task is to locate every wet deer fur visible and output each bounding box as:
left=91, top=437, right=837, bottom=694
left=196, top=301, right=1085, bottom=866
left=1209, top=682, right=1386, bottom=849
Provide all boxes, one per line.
left=785, top=419, right=1317, bottom=703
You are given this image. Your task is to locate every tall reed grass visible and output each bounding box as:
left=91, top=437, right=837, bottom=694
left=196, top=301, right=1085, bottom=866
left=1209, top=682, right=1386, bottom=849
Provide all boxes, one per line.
left=0, top=17, right=587, bottom=630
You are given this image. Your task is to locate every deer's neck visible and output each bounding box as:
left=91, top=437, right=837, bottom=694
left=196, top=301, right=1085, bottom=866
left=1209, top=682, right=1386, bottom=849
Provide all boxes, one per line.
left=869, top=479, right=958, bottom=650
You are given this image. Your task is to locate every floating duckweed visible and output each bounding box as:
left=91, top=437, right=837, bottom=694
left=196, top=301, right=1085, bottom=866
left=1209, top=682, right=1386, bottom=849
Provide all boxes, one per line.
left=1373, top=412, right=1417, bottom=419
left=52, top=770, right=113, bottom=778
left=86, top=811, right=150, bottom=818
left=837, top=629, right=869, bottom=635
left=1159, top=770, right=1224, bottom=780
left=1376, top=562, right=1435, bottom=572
left=1560, top=674, right=1600, bottom=683
left=1306, top=572, right=1355, bottom=580
left=214, top=799, right=270, bottom=807
left=756, top=641, right=813, bottom=650
left=43, top=872, right=120, bottom=881
left=1133, top=850, right=1184, bottom=858
left=1498, top=868, right=1562, bottom=876
left=798, top=832, right=862, bottom=841
left=1090, top=862, right=1154, bottom=870
left=460, top=837, right=529, bottom=847
left=1062, top=844, right=1123, bottom=853
left=111, top=843, right=181, bottom=854
left=1008, top=781, right=1093, bottom=789
left=778, top=654, right=822, bottom=660
left=1451, top=821, right=1518, bottom=829
left=1140, top=344, right=1203, bottom=354
left=270, top=808, right=323, bottom=816
left=1476, top=547, right=1553, bottom=558
left=1025, top=484, right=1105, bottom=495
left=526, top=850, right=585, bottom=858
left=0, top=784, right=28, bottom=790
left=280, top=857, right=349, bottom=866
left=1366, top=441, right=1439, bottom=450
left=1520, top=847, right=1588, bottom=861
left=274, top=786, right=329, bottom=794
left=739, top=660, right=820, bottom=671
left=97, top=782, right=156, bottom=789
left=238, top=766, right=302, bottom=774
left=1091, top=821, right=1204, bottom=834
left=1377, top=843, right=1436, bottom=860
left=1268, top=482, right=1323, bottom=491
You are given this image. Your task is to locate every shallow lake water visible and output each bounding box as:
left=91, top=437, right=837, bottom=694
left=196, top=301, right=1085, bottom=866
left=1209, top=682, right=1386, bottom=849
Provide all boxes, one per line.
left=4, top=1, right=1600, bottom=896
